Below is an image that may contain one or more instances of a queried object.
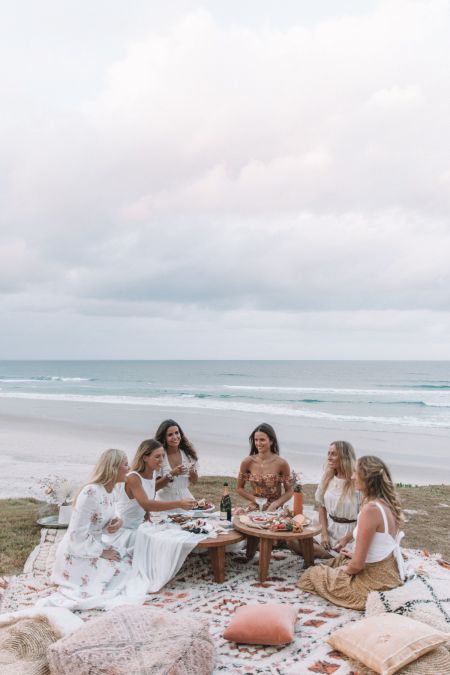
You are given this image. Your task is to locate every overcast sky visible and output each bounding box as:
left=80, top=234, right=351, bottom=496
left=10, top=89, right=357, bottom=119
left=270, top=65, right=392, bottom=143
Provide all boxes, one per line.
left=1, top=0, right=449, bottom=359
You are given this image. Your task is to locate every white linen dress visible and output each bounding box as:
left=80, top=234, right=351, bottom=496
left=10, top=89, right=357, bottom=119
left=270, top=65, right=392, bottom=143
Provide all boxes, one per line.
left=104, top=471, right=156, bottom=549
left=42, top=484, right=134, bottom=610
left=314, top=476, right=361, bottom=548
left=156, top=450, right=195, bottom=514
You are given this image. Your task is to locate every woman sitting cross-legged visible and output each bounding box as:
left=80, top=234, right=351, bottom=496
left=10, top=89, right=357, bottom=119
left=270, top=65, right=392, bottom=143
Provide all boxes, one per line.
left=40, top=449, right=135, bottom=610
left=298, top=455, right=405, bottom=610
left=107, top=439, right=197, bottom=550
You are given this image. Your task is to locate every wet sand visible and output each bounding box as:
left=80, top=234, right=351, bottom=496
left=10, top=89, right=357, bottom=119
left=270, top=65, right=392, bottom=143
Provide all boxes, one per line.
left=1, top=396, right=449, bottom=498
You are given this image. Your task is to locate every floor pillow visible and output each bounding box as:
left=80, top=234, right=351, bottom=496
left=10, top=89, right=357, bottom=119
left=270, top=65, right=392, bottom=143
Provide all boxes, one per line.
left=0, top=614, right=62, bottom=675
left=327, top=612, right=447, bottom=675
left=223, top=603, right=298, bottom=645
left=47, top=604, right=215, bottom=675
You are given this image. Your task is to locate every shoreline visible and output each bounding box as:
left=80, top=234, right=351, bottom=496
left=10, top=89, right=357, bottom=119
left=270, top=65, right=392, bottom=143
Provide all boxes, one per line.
left=2, top=396, right=450, bottom=498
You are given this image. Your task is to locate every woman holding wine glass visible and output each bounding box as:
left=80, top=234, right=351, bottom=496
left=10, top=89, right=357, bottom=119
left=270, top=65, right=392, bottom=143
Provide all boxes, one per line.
left=236, top=423, right=293, bottom=512
left=154, top=419, right=199, bottom=514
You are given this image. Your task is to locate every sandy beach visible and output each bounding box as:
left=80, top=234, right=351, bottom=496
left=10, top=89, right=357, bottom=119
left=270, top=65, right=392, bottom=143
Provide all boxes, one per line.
left=2, top=395, right=449, bottom=499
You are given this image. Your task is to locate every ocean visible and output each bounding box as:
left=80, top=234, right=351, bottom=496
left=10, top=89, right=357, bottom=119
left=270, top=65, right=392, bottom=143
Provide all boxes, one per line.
left=1, top=360, right=449, bottom=497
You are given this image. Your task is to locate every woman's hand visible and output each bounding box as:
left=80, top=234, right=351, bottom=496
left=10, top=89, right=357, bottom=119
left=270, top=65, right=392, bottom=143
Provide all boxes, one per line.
left=341, top=547, right=353, bottom=558
left=321, top=533, right=331, bottom=551
left=101, top=547, right=121, bottom=561
left=333, top=536, right=350, bottom=553
left=106, top=517, right=122, bottom=534
left=171, top=464, right=188, bottom=477
left=179, top=498, right=197, bottom=510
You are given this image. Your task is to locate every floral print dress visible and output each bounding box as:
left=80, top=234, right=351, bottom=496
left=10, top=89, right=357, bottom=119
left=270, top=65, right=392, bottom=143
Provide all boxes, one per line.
left=48, top=484, right=133, bottom=610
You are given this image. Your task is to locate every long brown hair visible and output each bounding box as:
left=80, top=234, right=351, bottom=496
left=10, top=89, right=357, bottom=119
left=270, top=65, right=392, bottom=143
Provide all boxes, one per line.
left=316, top=441, right=357, bottom=505
left=155, top=419, right=197, bottom=461
left=249, top=423, right=280, bottom=455
left=357, top=455, right=403, bottom=526
left=131, top=439, right=163, bottom=473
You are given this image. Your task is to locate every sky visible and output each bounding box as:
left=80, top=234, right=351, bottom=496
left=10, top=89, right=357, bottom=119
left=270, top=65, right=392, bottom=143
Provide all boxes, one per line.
left=1, top=0, right=450, bottom=360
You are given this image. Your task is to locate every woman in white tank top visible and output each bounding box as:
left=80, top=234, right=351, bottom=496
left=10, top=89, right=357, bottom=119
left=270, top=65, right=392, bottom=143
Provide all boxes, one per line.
left=105, top=439, right=196, bottom=549
left=299, top=455, right=405, bottom=610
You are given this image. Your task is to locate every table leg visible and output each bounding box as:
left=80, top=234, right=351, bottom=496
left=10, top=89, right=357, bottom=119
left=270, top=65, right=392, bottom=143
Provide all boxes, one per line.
left=246, top=535, right=259, bottom=561
left=259, top=538, right=273, bottom=582
left=302, top=537, right=314, bottom=569
left=209, top=546, right=225, bottom=583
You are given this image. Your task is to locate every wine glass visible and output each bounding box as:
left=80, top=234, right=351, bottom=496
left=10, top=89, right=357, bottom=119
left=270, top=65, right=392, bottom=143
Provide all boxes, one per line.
left=255, top=497, right=268, bottom=512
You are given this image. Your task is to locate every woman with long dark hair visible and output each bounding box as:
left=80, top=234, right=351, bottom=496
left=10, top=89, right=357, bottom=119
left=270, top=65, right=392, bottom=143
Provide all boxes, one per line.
left=155, top=419, right=198, bottom=513
left=236, top=423, right=293, bottom=511
left=298, top=455, right=405, bottom=610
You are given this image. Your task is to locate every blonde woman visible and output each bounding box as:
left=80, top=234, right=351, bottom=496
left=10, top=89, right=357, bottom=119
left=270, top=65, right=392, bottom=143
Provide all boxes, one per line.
left=43, top=449, right=133, bottom=610
left=298, top=456, right=405, bottom=610
left=314, top=441, right=360, bottom=557
left=108, top=439, right=196, bottom=548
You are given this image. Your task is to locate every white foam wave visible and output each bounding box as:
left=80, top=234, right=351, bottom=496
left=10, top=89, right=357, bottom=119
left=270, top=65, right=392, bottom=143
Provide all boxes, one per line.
left=0, top=376, right=91, bottom=383
left=0, top=391, right=448, bottom=429
left=223, top=385, right=450, bottom=406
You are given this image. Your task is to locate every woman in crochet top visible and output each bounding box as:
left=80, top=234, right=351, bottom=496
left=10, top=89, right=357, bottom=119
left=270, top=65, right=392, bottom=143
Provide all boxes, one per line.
left=236, top=423, right=293, bottom=511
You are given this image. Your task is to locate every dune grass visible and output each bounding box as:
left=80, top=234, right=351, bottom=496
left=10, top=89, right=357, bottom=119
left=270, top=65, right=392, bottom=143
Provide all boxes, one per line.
left=1, top=480, right=448, bottom=576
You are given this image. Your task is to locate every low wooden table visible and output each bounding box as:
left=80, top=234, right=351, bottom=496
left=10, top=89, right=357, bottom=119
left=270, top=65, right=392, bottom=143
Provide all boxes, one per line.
left=196, top=529, right=246, bottom=583
left=233, top=516, right=321, bottom=582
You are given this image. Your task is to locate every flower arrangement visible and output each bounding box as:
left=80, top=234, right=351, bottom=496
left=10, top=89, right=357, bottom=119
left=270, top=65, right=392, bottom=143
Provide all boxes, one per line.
left=31, top=474, right=79, bottom=506
left=290, top=469, right=303, bottom=493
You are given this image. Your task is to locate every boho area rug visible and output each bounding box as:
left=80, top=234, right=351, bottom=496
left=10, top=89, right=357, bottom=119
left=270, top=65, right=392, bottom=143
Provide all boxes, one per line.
left=1, top=529, right=449, bottom=674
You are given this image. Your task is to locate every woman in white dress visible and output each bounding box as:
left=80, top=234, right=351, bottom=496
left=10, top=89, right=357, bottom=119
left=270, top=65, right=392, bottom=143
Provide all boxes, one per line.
left=155, top=419, right=199, bottom=513
left=314, top=441, right=360, bottom=558
left=107, top=439, right=196, bottom=549
left=43, top=449, right=133, bottom=610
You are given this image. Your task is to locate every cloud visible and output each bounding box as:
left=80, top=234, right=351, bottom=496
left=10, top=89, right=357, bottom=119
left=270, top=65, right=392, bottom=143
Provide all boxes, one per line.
left=1, top=1, right=450, bottom=357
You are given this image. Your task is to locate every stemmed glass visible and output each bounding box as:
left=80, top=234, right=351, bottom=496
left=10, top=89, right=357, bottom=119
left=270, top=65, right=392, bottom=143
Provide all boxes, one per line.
left=255, top=497, right=268, bottom=512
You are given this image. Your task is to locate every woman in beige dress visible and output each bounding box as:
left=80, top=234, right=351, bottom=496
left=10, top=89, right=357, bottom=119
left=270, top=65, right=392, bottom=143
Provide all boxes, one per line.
left=298, top=455, right=405, bottom=610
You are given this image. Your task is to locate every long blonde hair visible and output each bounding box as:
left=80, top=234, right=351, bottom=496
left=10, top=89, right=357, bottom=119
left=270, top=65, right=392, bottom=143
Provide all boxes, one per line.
left=131, top=439, right=162, bottom=473
left=357, top=455, right=403, bottom=526
left=317, top=441, right=357, bottom=505
left=76, top=448, right=127, bottom=503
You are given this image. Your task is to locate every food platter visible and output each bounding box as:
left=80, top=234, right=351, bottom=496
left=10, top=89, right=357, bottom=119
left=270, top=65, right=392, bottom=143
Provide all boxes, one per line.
left=192, top=500, right=215, bottom=515
left=240, top=513, right=311, bottom=532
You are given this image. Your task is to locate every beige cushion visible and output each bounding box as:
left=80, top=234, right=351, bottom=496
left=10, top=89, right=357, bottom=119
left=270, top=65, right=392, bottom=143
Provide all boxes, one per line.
left=327, top=613, right=447, bottom=675
left=47, top=605, right=215, bottom=675
left=223, top=603, right=298, bottom=645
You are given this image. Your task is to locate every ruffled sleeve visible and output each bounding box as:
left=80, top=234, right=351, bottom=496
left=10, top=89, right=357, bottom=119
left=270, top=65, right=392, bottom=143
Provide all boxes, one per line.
left=65, top=485, right=105, bottom=559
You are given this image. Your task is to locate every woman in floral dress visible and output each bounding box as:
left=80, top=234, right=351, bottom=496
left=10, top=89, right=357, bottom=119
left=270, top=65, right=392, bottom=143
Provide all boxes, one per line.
left=41, top=449, right=136, bottom=610
left=236, top=423, right=293, bottom=511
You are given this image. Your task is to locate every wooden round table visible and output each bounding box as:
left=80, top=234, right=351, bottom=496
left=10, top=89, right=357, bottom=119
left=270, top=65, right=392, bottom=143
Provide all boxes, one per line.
left=233, top=516, right=321, bottom=582
left=196, top=529, right=246, bottom=583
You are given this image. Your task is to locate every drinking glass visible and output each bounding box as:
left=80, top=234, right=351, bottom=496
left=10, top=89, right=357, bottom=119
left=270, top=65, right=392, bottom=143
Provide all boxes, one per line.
left=255, top=497, right=268, bottom=512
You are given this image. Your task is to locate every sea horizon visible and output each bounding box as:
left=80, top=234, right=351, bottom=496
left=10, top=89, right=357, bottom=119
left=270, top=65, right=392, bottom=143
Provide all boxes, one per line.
left=1, top=359, right=449, bottom=498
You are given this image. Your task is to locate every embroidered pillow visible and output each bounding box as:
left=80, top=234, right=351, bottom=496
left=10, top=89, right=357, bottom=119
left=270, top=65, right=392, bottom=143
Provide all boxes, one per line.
left=327, top=613, right=447, bottom=675
left=47, top=605, right=215, bottom=675
left=223, top=603, right=298, bottom=645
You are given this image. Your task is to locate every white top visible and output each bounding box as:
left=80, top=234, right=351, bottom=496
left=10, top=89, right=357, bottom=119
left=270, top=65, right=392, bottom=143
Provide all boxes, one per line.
left=156, top=450, right=195, bottom=514
left=354, top=501, right=405, bottom=580
left=116, top=471, right=156, bottom=529
left=315, top=476, right=360, bottom=548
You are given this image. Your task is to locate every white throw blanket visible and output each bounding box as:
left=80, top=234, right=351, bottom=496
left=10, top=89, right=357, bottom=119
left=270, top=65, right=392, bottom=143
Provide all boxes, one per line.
left=131, top=522, right=214, bottom=593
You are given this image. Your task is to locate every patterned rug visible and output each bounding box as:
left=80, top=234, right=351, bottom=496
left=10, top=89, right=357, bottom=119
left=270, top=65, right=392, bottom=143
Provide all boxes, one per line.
left=1, top=529, right=449, bottom=674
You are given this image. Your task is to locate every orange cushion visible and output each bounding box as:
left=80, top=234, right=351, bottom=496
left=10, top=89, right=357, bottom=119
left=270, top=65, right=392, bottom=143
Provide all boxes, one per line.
left=223, top=603, right=298, bottom=645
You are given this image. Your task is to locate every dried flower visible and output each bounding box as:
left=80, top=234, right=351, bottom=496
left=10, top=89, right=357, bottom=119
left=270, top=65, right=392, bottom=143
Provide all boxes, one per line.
left=30, top=475, right=79, bottom=506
